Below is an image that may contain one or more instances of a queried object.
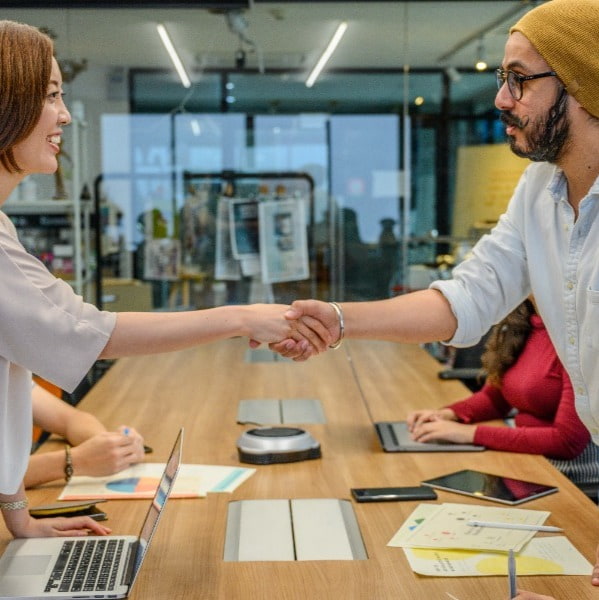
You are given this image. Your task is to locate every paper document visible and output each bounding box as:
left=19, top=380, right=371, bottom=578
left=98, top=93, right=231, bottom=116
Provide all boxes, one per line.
left=59, top=463, right=255, bottom=500
left=390, top=504, right=591, bottom=577
left=403, top=537, right=592, bottom=577
left=389, top=502, right=550, bottom=552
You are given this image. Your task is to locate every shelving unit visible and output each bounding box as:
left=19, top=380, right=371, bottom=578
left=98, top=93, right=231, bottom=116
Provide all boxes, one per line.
left=3, top=118, right=92, bottom=297
left=4, top=199, right=92, bottom=296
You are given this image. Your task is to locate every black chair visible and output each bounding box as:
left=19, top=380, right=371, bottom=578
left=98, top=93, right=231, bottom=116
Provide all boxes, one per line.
left=438, top=334, right=490, bottom=392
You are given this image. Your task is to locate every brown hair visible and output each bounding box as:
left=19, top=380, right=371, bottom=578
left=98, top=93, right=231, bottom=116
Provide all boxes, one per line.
left=0, top=20, right=53, bottom=173
left=481, top=299, right=535, bottom=388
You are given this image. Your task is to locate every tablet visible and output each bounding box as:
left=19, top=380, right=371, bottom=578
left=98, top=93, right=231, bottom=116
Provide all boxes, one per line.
left=421, top=469, right=558, bottom=505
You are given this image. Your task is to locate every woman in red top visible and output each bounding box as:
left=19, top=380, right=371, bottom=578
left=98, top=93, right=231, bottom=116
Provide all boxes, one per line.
left=407, top=299, right=599, bottom=485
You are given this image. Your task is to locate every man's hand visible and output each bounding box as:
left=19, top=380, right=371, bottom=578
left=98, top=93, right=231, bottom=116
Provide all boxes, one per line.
left=593, top=542, right=599, bottom=586
left=269, top=300, right=339, bottom=361
left=245, top=302, right=331, bottom=360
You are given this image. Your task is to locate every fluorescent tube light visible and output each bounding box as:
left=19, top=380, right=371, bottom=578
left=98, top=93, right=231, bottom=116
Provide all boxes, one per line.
left=157, top=23, right=191, bottom=89
left=190, top=119, right=201, bottom=136
left=305, top=21, right=347, bottom=88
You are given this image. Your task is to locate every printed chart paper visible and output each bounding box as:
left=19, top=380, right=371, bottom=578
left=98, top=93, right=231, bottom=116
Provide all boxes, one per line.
left=59, top=463, right=255, bottom=500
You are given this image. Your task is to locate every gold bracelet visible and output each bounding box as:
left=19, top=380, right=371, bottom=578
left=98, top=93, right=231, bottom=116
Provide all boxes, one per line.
left=0, top=499, right=28, bottom=511
left=328, top=302, right=345, bottom=349
left=64, top=444, right=74, bottom=482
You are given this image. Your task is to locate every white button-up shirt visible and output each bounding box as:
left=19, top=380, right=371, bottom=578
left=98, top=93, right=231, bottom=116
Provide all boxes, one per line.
left=432, top=161, right=599, bottom=440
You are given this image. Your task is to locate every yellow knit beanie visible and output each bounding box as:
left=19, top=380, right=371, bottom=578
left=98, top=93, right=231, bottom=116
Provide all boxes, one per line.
left=510, top=0, right=599, bottom=118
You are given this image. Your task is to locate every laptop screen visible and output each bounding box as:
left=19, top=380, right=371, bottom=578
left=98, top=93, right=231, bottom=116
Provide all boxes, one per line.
left=129, top=428, right=183, bottom=587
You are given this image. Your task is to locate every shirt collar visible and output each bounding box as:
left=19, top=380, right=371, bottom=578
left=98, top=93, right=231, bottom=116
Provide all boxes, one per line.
left=546, top=165, right=599, bottom=203
left=546, top=165, right=567, bottom=203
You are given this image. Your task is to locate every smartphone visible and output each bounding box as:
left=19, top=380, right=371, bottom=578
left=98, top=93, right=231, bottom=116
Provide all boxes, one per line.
left=351, top=486, right=438, bottom=503
left=29, top=499, right=108, bottom=521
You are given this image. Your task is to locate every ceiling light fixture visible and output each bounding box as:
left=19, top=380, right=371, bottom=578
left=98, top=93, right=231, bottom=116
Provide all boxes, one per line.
left=190, top=119, right=201, bottom=136
left=157, top=23, right=191, bottom=89
left=475, top=38, right=488, bottom=72
left=305, top=21, right=348, bottom=88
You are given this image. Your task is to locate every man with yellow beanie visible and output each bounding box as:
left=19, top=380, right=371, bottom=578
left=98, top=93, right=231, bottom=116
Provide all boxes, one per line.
left=280, top=2, right=599, bottom=596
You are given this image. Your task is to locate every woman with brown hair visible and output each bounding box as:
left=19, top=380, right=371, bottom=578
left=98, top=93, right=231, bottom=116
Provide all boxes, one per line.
left=0, top=20, right=325, bottom=540
left=407, top=298, right=599, bottom=487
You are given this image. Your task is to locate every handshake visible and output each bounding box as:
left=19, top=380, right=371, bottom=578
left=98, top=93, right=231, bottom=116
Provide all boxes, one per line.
left=246, top=299, right=345, bottom=362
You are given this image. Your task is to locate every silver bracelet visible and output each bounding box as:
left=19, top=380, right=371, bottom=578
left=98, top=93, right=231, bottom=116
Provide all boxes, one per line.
left=328, top=302, right=345, bottom=349
left=0, top=499, right=28, bottom=511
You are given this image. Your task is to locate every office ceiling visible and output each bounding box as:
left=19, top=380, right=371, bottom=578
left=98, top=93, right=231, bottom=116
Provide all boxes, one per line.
left=1, top=1, right=535, bottom=72
left=1, top=1, right=538, bottom=111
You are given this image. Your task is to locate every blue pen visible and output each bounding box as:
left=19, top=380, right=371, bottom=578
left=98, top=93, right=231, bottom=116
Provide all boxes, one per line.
left=123, top=427, right=130, bottom=436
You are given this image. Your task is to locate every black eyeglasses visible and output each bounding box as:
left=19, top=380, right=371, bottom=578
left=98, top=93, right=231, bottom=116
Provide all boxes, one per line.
left=495, top=68, right=558, bottom=100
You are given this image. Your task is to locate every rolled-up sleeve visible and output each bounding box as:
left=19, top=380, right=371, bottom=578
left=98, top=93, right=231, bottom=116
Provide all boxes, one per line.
left=431, top=170, right=532, bottom=347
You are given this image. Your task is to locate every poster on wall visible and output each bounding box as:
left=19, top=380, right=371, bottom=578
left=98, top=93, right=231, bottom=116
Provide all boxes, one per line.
left=215, top=197, right=241, bottom=280
left=229, top=198, right=261, bottom=276
left=258, top=197, right=309, bottom=283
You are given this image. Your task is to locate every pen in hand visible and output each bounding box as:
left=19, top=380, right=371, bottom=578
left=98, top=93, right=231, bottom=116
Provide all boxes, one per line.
left=121, top=426, right=152, bottom=453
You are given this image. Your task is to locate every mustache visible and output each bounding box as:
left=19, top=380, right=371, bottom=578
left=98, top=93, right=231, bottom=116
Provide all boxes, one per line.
left=500, top=111, right=529, bottom=129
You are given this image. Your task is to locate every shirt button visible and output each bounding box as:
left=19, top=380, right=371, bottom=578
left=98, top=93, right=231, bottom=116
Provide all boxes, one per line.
left=577, top=387, right=585, bottom=395
left=567, top=281, right=574, bottom=290
left=569, top=336, right=575, bottom=345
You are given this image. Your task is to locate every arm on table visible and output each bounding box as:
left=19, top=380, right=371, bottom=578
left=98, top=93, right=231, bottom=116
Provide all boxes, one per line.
left=26, top=385, right=145, bottom=487
left=272, top=289, right=457, bottom=359
left=100, top=304, right=329, bottom=361
left=0, top=483, right=110, bottom=539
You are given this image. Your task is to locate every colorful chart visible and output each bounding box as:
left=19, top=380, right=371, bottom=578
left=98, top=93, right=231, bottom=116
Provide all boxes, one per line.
left=106, top=477, right=159, bottom=494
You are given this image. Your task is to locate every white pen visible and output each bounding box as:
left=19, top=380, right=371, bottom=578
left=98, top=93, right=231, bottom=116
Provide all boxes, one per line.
left=467, top=520, right=563, bottom=532
left=508, top=549, right=517, bottom=599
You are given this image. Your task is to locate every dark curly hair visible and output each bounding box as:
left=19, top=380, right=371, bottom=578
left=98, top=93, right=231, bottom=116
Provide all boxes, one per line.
left=481, top=299, right=535, bottom=388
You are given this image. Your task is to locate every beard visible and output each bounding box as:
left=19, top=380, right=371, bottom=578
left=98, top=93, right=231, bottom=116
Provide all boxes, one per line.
left=501, top=88, right=570, bottom=163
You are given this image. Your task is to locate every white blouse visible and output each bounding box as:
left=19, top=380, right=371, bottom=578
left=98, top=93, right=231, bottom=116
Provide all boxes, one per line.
left=0, top=211, right=116, bottom=493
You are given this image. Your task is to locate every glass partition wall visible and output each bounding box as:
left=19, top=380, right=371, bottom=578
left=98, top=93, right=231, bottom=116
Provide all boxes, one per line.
left=2, top=2, right=522, bottom=311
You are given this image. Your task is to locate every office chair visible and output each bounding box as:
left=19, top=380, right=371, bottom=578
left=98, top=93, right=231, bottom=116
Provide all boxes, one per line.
left=438, top=333, right=490, bottom=392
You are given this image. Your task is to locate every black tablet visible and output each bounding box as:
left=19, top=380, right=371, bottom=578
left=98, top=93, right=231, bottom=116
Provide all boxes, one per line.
left=421, top=468, right=558, bottom=505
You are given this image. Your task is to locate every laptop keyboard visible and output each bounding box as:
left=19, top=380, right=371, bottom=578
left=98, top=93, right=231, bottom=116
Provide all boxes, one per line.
left=44, top=538, right=125, bottom=593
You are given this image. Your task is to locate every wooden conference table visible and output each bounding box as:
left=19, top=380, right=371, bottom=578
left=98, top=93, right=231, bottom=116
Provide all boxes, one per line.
left=7, top=339, right=599, bottom=599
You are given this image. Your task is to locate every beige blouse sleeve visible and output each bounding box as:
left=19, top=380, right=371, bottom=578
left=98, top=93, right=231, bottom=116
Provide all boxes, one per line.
left=0, top=212, right=116, bottom=392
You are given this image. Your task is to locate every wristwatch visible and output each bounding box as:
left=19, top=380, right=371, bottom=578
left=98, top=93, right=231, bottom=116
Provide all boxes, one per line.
left=64, top=444, right=73, bottom=482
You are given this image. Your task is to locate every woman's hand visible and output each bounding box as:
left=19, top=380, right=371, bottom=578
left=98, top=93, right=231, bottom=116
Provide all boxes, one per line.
left=245, top=303, right=331, bottom=360
left=71, top=429, right=145, bottom=477
left=406, top=408, right=457, bottom=431
left=6, top=514, right=110, bottom=539
left=269, top=300, right=339, bottom=361
left=410, top=419, right=477, bottom=445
